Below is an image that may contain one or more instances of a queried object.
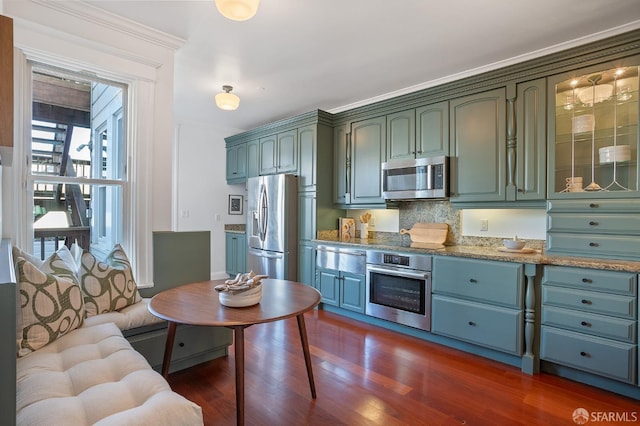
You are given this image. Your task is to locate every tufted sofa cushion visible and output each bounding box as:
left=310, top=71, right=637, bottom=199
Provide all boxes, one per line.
left=17, top=322, right=203, bottom=426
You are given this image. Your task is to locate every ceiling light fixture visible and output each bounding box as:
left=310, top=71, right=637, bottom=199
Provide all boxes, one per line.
left=214, top=0, right=260, bottom=21
left=215, top=85, right=240, bottom=111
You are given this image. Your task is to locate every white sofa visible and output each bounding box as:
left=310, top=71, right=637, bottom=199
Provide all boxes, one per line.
left=1, top=234, right=226, bottom=426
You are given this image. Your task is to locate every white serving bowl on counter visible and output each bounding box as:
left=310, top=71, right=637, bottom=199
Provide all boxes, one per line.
left=503, top=239, right=526, bottom=250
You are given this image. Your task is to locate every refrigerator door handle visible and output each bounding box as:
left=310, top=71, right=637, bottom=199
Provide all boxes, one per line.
left=258, top=183, right=268, bottom=242
left=248, top=248, right=283, bottom=259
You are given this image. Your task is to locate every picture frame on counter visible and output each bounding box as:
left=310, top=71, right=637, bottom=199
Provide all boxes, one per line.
left=228, top=194, right=243, bottom=215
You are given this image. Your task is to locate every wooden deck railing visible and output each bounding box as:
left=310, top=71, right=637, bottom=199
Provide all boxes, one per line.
left=33, top=227, right=90, bottom=259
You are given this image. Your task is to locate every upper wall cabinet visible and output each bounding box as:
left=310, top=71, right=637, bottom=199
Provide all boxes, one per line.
left=333, top=124, right=350, bottom=204
left=246, top=138, right=259, bottom=179
left=513, top=78, right=547, bottom=201
left=449, top=88, right=507, bottom=203
left=225, top=142, right=247, bottom=184
left=548, top=58, right=639, bottom=199
left=259, top=129, right=298, bottom=176
left=350, top=116, right=387, bottom=206
left=386, top=102, right=449, bottom=161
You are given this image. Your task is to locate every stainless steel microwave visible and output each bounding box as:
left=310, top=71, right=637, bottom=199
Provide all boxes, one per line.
left=382, top=155, right=449, bottom=200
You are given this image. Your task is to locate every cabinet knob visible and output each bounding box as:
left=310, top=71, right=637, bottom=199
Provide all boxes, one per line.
left=580, top=321, right=591, bottom=327
left=469, top=278, right=477, bottom=283
left=588, top=242, right=599, bottom=247
left=579, top=351, right=590, bottom=357
left=581, top=299, right=592, bottom=305
left=468, top=321, right=476, bottom=326
left=588, top=221, right=598, bottom=226
left=581, top=278, right=592, bottom=283
left=589, top=203, right=599, bottom=208
left=517, top=188, right=524, bottom=193
left=179, top=342, right=185, bottom=348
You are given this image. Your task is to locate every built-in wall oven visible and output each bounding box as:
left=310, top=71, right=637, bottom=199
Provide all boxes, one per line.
left=365, top=251, right=432, bottom=331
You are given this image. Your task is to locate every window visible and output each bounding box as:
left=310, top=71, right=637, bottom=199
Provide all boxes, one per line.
left=30, top=65, right=127, bottom=260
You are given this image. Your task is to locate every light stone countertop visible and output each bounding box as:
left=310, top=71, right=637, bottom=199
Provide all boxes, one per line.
left=313, top=236, right=640, bottom=273
left=224, top=224, right=246, bottom=233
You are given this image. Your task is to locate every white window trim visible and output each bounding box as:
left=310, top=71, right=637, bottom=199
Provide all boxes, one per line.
left=12, top=47, right=156, bottom=287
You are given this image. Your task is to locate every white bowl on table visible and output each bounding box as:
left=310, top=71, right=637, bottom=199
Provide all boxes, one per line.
left=219, top=284, right=263, bottom=307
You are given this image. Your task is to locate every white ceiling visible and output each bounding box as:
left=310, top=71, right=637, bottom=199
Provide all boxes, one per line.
left=85, top=0, right=640, bottom=131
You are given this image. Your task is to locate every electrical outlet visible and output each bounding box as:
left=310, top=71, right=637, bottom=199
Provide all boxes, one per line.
left=480, top=219, right=489, bottom=231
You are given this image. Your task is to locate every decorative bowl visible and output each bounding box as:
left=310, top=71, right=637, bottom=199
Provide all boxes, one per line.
left=218, top=284, right=263, bottom=307
left=503, top=239, right=526, bottom=250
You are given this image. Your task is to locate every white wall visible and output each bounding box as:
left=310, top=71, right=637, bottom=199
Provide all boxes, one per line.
left=461, top=208, right=547, bottom=240
left=173, top=121, right=245, bottom=278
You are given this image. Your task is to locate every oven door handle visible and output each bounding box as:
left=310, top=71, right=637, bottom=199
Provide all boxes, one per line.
left=367, top=265, right=429, bottom=280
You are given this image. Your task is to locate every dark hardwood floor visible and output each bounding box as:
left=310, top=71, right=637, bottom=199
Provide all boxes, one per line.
left=168, top=309, right=639, bottom=425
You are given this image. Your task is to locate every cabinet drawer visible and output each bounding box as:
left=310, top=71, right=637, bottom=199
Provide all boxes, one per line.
left=128, top=324, right=232, bottom=372
left=542, top=305, right=637, bottom=343
left=543, top=265, right=637, bottom=295
left=547, top=199, right=640, bottom=213
left=547, top=232, right=640, bottom=259
left=433, top=257, right=523, bottom=308
left=541, top=326, right=637, bottom=384
left=547, top=213, right=640, bottom=235
left=432, top=295, right=523, bottom=355
left=542, top=286, right=637, bottom=319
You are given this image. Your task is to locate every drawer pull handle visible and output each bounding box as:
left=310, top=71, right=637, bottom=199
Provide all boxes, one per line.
left=581, top=299, right=592, bottom=305
left=588, top=242, right=599, bottom=247
left=580, top=351, right=590, bottom=358
left=581, top=278, right=592, bottom=283
left=580, top=321, right=591, bottom=327
left=469, top=278, right=477, bottom=283
left=588, top=221, right=598, bottom=226
left=589, top=203, right=599, bottom=208
left=468, top=321, right=476, bottom=326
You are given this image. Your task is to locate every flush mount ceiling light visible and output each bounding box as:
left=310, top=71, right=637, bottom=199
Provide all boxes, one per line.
left=214, top=0, right=260, bottom=21
left=215, top=85, right=240, bottom=111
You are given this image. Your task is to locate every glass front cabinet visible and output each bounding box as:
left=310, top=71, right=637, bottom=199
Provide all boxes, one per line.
left=548, top=58, right=639, bottom=198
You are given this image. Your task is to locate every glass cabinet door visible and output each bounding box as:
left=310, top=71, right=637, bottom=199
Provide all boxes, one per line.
left=549, top=61, right=639, bottom=198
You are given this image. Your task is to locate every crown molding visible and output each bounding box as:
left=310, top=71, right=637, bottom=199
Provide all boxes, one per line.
left=31, top=0, right=186, bottom=51
left=329, top=20, right=640, bottom=115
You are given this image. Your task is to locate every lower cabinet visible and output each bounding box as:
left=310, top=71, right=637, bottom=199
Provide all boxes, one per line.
left=298, top=242, right=316, bottom=287
left=126, top=324, right=232, bottom=374
left=225, top=232, right=246, bottom=277
left=316, top=267, right=366, bottom=313
left=541, top=265, right=638, bottom=384
left=431, top=256, right=524, bottom=355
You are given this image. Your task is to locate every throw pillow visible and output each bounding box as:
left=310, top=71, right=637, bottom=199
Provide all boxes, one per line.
left=78, top=244, right=142, bottom=317
left=16, top=256, right=85, bottom=356
left=13, top=246, right=81, bottom=355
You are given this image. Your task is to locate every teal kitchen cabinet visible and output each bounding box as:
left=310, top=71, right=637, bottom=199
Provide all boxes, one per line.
left=546, top=199, right=640, bottom=260
left=246, top=138, right=259, bottom=179
left=541, top=265, right=638, bottom=384
left=224, top=231, right=246, bottom=277
left=316, top=267, right=365, bottom=313
left=449, top=88, right=507, bottom=203
left=547, top=59, right=639, bottom=199
left=431, top=256, right=525, bottom=356
left=333, top=124, right=350, bottom=204
left=298, top=123, right=334, bottom=192
left=259, top=129, right=298, bottom=176
left=387, top=102, right=449, bottom=161
left=386, top=109, right=415, bottom=160
left=225, top=142, right=247, bottom=184
left=315, top=245, right=366, bottom=313
left=416, top=101, right=449, bottom=158
left=298, top=242, right=316, bottom=287
left=513, top=78, right=546, bottom=201
left=349, top=116, right=387, bottom=206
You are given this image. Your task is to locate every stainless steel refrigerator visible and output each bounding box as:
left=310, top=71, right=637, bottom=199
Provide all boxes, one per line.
left=246, top=174, right=298, bottom=280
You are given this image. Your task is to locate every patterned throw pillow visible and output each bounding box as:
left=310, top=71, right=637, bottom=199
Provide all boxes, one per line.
left=78, top=244, right=142, bottom=317
left=16, top=255, right=85, bottom=356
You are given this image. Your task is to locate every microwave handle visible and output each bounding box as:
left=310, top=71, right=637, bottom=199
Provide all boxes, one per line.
left=427, top=164, right=433, bottom=190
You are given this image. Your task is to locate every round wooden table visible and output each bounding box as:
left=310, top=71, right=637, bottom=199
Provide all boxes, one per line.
left=148, top=279, right=322, bottom=426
